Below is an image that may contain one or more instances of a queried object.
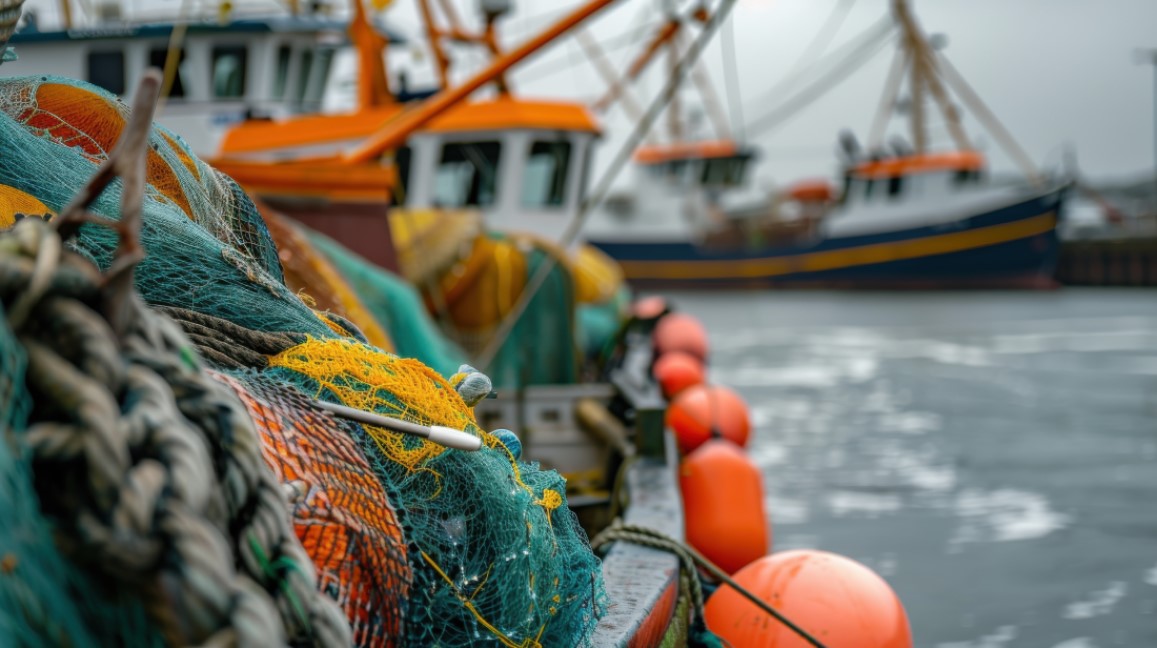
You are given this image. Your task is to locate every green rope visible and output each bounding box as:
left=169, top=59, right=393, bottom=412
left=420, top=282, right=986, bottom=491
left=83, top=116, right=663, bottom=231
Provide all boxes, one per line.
left=589, top=521, right=830, bottom=648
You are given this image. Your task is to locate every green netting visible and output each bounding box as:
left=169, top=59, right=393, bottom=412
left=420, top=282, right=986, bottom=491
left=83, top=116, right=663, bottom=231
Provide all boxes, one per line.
left=484, top=235, right=579, bottom=389
left=266, top=346, right=607, bottom=647
left=0, top=302, right=162, bottom=647
left=308, top=229, right=468, bottom=377
left=0, top=76, right=326, bottom=338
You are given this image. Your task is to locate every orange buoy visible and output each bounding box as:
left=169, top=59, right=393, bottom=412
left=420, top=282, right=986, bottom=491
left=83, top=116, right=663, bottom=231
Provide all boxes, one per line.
left=666, top=384, right=750, bottom=454
left=653, top=351, right=705, bottom=399
left=680, top=439, right=769, bottom=574
left=705, top=550, right=913, bottom=648
left=632, top=295, right=669, bottom=321
left=653, top=312, right=709, bottom=362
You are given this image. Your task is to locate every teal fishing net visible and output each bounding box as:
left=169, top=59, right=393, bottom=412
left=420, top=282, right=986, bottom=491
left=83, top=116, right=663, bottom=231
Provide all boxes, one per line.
left=484, top=235, right=579, bottom=389
left=0, top=75, right=329, bottom=338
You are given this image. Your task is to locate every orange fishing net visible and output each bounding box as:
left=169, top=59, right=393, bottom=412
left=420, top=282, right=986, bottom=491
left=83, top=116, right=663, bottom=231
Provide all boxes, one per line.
left=213, top=371, right=411, bottom=648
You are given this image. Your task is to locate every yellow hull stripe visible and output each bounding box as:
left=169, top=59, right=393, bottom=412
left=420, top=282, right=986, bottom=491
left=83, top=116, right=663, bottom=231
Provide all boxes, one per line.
left=618, top=212, right=1057, bottom=280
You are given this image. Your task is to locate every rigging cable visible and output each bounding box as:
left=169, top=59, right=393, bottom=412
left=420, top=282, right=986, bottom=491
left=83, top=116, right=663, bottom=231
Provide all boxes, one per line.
left=782, top=0, right=857, bottom=80
left=720, top=9, right=745, bottom=142
left=745, top=22, right=896, bottom=140
left=745, top=14, right=891, bottom=120
left=474, top=0, right=741, bottom=372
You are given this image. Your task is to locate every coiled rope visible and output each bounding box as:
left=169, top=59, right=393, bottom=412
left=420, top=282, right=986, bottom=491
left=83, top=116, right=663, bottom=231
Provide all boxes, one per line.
left=0, top=70, right=351, bottom=646
left=590, top=520, right=829, bottom=648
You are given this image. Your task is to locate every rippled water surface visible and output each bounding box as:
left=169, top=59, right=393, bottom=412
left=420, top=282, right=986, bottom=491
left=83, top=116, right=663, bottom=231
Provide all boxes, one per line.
left=669, top=289, right=1157, bottom=648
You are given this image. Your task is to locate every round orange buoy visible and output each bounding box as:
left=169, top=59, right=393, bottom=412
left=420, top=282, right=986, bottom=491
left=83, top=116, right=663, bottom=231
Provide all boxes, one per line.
left=667, top=384, right=750, bottom=454
left=680, top=439, right=769, bottom=574
left=632, top=295, right=669, bottom=321
left=704, top=550, right=913, bottom=648
left=653, top=351, right=705, bottom=399
left=653, top=312, right=709, bottom=362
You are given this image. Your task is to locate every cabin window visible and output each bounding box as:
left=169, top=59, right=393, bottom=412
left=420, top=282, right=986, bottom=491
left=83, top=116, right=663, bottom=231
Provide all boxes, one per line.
left=701, top=157, right=748, bottom=187
left=273, top=46, right=292, bottom=100
left=888, top=175, right=903, bottom=198
left=295, top=49, right=314, bottom=106
left=212, top=46, right=248, bottom=99
left=149, top=47, right=188, bottom=98
left=863, top=178, right=877, bottom=200
left=87, top=50, right=125, bottom=95
left=433, top=141, right=502, bottom=208
left=522, top=140, right=571, bottom=208
left=295, top=47, right=335, bottom=109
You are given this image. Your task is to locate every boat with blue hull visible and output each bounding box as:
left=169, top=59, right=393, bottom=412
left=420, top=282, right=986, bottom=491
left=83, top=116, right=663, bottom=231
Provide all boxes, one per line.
left=583, top=0, right=1069, bottom=290
left=590, top=182, right=1068, bottom=289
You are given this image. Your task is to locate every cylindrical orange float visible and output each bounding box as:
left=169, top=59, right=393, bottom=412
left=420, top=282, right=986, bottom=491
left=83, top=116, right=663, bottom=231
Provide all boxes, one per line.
left=653, top=312, right=709, bottom=362
left=667, top=384, right=750, bottom=454
left=653, top=351, right=705, bottom=399
left=680, top=439, right=769, bottom=574
left=705, top=550, right=913, bottom=648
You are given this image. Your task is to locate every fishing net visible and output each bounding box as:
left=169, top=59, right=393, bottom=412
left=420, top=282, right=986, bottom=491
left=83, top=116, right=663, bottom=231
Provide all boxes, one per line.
left=0, top=74, right=607, bottom=647
left=266, top=337, right=606, bottom=647
left=0, top=75, right=335, bottom=339
left=214, top=370, right=412, bottom=647
left=387, top=230, right=579, bottom=388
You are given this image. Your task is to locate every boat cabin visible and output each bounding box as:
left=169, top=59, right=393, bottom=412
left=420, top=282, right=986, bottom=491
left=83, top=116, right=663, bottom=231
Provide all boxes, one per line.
left=584, top=139, right=756, bottom=243
left=634, top=139, right=754, bottom=193
left=396, top=99, right=600, bottom=243
left=214, top=96, right=601, bottom=257
left=6, top=10, right=400, bottom=155
left=840, top=151, right=985, bottom=206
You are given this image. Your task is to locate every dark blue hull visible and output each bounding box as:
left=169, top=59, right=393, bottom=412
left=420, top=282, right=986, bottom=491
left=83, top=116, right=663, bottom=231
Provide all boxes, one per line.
left=589, top=186, right=1068, bottom=289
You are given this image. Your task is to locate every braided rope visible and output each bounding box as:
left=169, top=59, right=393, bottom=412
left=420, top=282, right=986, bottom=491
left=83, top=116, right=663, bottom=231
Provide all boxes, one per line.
left=2, top=217, right=351, bottom=646
left=589, top=520, right=829, bottom=648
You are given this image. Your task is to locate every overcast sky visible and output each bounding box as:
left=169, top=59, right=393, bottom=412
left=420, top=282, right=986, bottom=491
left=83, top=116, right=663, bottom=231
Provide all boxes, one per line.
left=25, top=0, right=1157, bottom=188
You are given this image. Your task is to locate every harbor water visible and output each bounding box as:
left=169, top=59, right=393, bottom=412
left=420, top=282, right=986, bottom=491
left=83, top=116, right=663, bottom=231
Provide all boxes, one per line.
left=671, top=288, right=1157, bottom=647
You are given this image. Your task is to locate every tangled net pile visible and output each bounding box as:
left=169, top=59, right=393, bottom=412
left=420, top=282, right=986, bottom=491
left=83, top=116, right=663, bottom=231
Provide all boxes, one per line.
left=0, top=74, right=606, bottom=646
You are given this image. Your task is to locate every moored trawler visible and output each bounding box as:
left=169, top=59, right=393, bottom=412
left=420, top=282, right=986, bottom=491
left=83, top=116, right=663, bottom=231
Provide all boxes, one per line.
left=587, top=147, right=1068, bottom=289
left=584, top=0, right=1070, bottom=289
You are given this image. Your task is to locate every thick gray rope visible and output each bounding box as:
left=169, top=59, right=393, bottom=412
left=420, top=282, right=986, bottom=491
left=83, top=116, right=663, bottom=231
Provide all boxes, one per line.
left=2, top=212, right=351, bottom=647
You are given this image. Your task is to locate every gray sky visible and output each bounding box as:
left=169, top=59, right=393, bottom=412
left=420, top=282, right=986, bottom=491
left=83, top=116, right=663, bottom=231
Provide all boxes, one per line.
left=25, top=0, right=1157, bottom=188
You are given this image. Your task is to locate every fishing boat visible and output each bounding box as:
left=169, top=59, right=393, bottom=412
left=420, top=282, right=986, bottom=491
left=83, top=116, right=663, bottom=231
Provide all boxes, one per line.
left=582, top=0, right=1071, bottom=289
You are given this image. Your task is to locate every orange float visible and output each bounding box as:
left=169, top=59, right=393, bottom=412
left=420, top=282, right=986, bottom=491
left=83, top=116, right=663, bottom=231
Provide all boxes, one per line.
left=704, top=550, right=913, bottom=648
left=679, top=439, right=769, bottom=574
left=653, top=312, right=709, bottom=362
left=653, top=351, right=705, bottom=399
left=666, top=384, right=750, bottom=454
left=632, top=295, right=669, bottom=321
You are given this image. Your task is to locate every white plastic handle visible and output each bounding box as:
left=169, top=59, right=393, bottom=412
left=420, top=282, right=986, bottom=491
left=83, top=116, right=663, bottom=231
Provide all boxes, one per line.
left=428, top=426, right=484, bottom=451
